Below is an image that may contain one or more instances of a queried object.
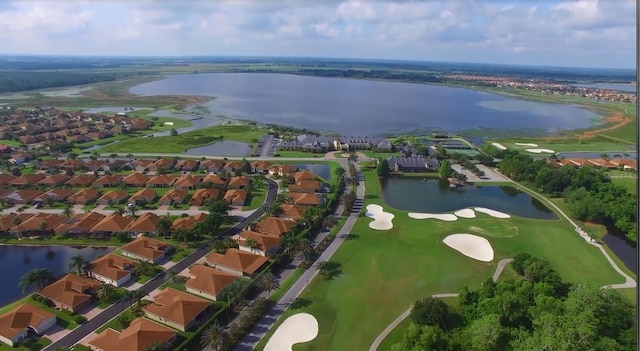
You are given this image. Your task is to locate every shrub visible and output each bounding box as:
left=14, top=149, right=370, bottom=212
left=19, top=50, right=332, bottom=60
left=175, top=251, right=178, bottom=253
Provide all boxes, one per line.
left=74, top=315, right=87, bottom=324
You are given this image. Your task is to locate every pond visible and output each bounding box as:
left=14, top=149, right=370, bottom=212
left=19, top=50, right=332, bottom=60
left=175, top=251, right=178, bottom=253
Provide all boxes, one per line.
left=0, top=245, right=114, bottom=306
left=289, top=163, right=331, bottom=181
left=381, top=177, right=557, bottom=219
left=186, top=140, right=253, bottom=157
left=602, top=234, right=637, bottom=275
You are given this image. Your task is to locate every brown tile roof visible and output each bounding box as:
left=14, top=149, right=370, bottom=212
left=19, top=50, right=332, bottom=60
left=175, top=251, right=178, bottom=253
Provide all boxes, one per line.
left=88, top=253, right=137, bottom=281
left=206, top=248, right=269, bottom=276
left=255, top=216, right=297, bottom=236
left=12, top=213, right=65, bottom=232
left=36, top=174, right=70, bottom=186
left=159, top=189, right=189, bottom=204
left=5, top=189, right=45, bottom=203
left=190, top=188, right=220, bottom=206
left=64, top=174, right=97, bottom=187
left=290, top=170, right=318, bottom=182
left=288, top=180, right=322, bottom=192
left=287, top=192, right=321, bottom=206
left=126, top=213, right=160, bottom=233
left=223, top=161, right=243, bottom=170
left=128, top=159, right=154, bottom=170
left=0, top=174, right=16, bottom=185
left=122, top=173, right=150, bottom=186
left=38, top=274, right=101, bottom=310
left=0, top=303, right=55, bottom=340
left=7, top=173, right=46, bottom=186
left=223, top=189, right=248, bottom=204
left=228, top=176, right=251, bottom=188
left=269, top=164, right=297, bottom=175
left=174, top=174, right=202, bottom=188
left=97, top=190, right=129, bottom=204
left=145, top=174, right=177, bottom=187
left=201, top=174, right=227, bottom=186
left=68, top=188, right=100, bottom=204
left=92, top=174, right=124, bottom=186
left=0, top=213, right=34, bottom=231
left=149, top=158, right=175, bottom=170
left=279, top=204, right=306, bottom=221
left=171, top=213, right=208, bottom=231
left=238, top=230, right=281, bottom=252
left=55, top=212, right=106, bottom=235
left=142, top=288, right=209, bottom=326
left=42, top=188, right=76, bottom=201
left=175, top=159, right=199, bottom=170
left=90, top=213, right=135, bottom=233
left=199, top=159, right=224, bottom=170
left=120, top=236, right=171, bottom=261
left=185, top=264, right=237, bottom=298
left=128, top=188, right=157, bottom=203
left=251, top=160, right=273, bottom=171
left=37, top=159, right=63, bottom=169
left=88, top=317, right=176, bottom=351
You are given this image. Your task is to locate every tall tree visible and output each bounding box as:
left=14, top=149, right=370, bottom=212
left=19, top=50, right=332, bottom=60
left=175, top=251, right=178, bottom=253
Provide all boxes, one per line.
left=11, top=216, right=23, bottom=239
left=258, top=272, right=280, bottom=299
left=156, top=216, right=173, bottom=238
left=18, top=267, right=54, bottom=293
left=200, top=322, right=229, bottom=351
left=97, top=284, right=118, bottom=303
left=68, top=254, right=90, bottom=275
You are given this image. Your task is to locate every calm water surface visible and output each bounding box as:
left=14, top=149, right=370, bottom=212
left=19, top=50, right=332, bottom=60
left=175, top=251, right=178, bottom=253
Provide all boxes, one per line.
left=129, top=73, right=603, bottom=135
left=602, top=234, right=637, bottom=275
left=381, top=177, right=557, bottom=219
left=186, top=140, right=253, bottom=157
left=0, top=245, right=113, bottom=306
left=571, top=83, right=637, bottom=93
left=289, top=163, right=331, bottom=181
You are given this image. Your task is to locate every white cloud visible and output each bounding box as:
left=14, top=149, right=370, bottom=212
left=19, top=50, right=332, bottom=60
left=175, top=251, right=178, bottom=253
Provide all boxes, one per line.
left=0, top=0, right=634, bottom=68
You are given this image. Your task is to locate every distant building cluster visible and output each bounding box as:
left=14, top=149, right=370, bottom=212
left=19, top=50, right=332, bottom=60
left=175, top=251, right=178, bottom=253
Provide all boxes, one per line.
left=277, top=134, right=392, bottom=153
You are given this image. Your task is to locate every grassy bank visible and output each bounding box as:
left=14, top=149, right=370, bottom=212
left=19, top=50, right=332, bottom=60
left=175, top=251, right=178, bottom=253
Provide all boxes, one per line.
left=254, top=169, right=628, bottom=351
left=100, top=124, right=265, bottom=153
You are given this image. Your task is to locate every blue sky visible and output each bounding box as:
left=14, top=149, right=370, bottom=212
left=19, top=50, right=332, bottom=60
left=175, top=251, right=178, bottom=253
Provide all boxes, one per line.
left=0, top=0, right=635, bottom=69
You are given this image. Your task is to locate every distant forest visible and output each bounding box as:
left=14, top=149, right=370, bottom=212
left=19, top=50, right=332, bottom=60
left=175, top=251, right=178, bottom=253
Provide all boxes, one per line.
left=0, top=71, right=150, bottom=93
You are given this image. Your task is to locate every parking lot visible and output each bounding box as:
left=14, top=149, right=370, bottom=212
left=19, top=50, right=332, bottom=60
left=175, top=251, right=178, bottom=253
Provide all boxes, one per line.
left=451, top=164, right=509, bottom=182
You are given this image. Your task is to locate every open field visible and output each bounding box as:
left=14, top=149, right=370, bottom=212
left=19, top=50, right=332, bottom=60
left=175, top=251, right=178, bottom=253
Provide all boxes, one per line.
left=100, top=124, right=265, bottom=153
left=254, top=169, right=626, bottom=351
left=488, top=136, right=634, bottom=154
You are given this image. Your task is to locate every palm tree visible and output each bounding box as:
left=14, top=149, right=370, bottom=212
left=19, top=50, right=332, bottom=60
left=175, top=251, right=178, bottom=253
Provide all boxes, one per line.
left=122, top=289, right=135, bottom=308
left=115, top=206, right=126, bottom=216
left=268, top=204, right=284, bottom=217
left=200, top=322, right=229, bottom=351
left=38, top=221, right=49, bottom=235
left=126, top=204, right=140, bottom=218
left=134, top=261, right=156, bottom=277
left=322, top=215, right=337, bottom=229
left=62, top=205, right=74, bottom=219
left=297, top=238, right=315, bottom=260
left=156, top=216, right=173, bottom=238
left=334, top=167, right=346, bottom=179
left=18, top=267, right=54, bottom=293
left=246, top=221, right=257, bottom=231
left=97, top=283, right=117, bottom=303
left=258, top=272, right=280, bottom=299
left=12, top=216, right=23, bottom=239
left=68, top=254, right=90, bottom=275
left=132, top=289, right=147, bottom=310
left=245, top=238, right=259, bottom=254
left=165, top=269, right=178, bottom=283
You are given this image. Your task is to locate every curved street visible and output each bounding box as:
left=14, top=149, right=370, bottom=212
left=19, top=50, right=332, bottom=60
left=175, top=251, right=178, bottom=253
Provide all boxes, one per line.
left=42, top=178, right=278, bottom=351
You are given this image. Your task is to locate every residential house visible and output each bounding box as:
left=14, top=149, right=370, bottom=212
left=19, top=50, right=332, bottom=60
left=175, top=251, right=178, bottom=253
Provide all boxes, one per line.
left=159, top=189, right=190, bottom=206
left=67, top=188, right=100, bottom=205
left=206, top=248, right=269, bottom=277
left=86, top=253, right=137, bottom=287
left=64, top=174, right=97, bottom=187
left=227, top=176, right=251, bottom=189
left=387, top=156, right=440, bottom=173
left=289, top=170, right=317, bottom=182
left=279, top=204, right=306, bottom=222
left=145, top=174, right=177, bottom=188
left=128, top=188, right=157, bottom=206
left=88, top=318, right=176, bottom=351
left=90, top=213, right=134, bottom=237
left=92, top=175, right=123, bottom=188
left=171, top=213, right=208, bottom=231
left=39, top=188, right=75, bottom=202
left=223, top=189, right=248, bottom=206
left=221, top=161, right=243, bottom=173
left=0, top=144, right=14, bottom=154
left=288, top=180, right=323, bottom=193
left=0, top=304, right=57, bottom=347
left=2, top=189, right=45, bottom=205
left=174, top=174, right=202, bottom=190
left=126, top=213, right=161, bottom=236
left=0, top=174, right=16, bottom=186
left=142, top=288, right=210, bottom=332
left=126, top=159, right=154, bottom=173
left=36, top=159, right=63, bottom=171
left=175, top=159, right=200, bottom=172
left=96, top=190, right=129, bottom=206
left=287, top=192, right=322, bottom=207
left=190, top=188, right=220, bottom=207
left=84, top=159, right=109, bottom=172
left=201, top=174, right=227, bottom=188
left=120, top=236, right=172, bottom=263
left=237, top=230, right=281, bottom=256
left=255, top=216, right=297, bottom=237
left=610, top=158, right=637, bottom=170
left=586, top=158, right=618, bottom=169
left=36, top=174, right=70, bottom=187
left=7, top=174, right=46, bottom=187
left=9, top=213, right=65, bottom=236
left=268, top=164, right=297, bottom=176
left=199, top=159, right=224, bottom=173
left=54, top=212, right=105, bottom=237
left=185, top=264, right=237, bottom=301
left=251, top=160, right=273, bottom=174
left=149, top=158, right=176, bottom=172
left=10, top=152, right=36, bottom=164
left=0, top=213, right=34, bottom=234
left=38, top=274, right=101, bottom=312
left=58, top=159, right=85, bottom=171
left=122, top=173, right=150, bottom=188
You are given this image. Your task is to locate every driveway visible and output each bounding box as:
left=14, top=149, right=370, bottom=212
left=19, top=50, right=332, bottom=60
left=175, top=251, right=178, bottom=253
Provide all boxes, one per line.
left=44, top=325, right=71, bottom=343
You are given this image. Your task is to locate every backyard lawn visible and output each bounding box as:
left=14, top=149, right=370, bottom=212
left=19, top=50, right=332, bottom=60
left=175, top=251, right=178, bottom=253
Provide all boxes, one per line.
left=242, top=187, right=267, bottom=211
left=255, top=169, right=629, bottom=351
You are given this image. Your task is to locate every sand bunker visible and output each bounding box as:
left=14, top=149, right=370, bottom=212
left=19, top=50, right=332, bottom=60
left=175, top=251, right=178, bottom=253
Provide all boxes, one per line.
left=264, top=313, right=319, bottom=351
left=443, top=234, right=494, bottom=262
left=526, top=148, right=555, bottom=154
left=408, top=212, right=458, bottom=221
left=515, top=143, right=538, bottom=147
left=365, top=204, right=395, bottom=230
left=491, top=142, right=507, bottom=150
left=474, top=207, right=511, bottom=218
left=454, top=209, right=476, bottom=218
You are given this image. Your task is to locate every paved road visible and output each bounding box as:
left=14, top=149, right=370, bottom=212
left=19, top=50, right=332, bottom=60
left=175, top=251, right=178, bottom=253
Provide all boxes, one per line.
left=43, top=178, right=278, bottom=351
left=233, top=160, right=364, bottom=351
left=368, top=258, right=515, bottom=351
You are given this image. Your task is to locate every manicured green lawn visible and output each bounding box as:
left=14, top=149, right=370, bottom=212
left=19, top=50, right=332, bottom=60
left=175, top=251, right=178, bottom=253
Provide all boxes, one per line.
left=0, top=235, right=122, bottom=246
left=610, top=176, right=637, bottom=194
left=101, top=124, right=266, bottom=153
left=255, top=169, right=628, bottom=351
left=0, top=139, right=22, bottom=147
left=242, top=187, right=267, bottom=210
left=275, top=150, right=325, bottom=158
left=490, top=137, right=634, bottom=153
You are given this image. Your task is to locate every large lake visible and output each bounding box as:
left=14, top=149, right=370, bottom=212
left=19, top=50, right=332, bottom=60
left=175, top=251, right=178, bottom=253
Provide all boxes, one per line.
left=129, top=73, right=602, bottom=136
left=0, top=245, right=113, bottom=306
left=381, top=177, right=557, bottom=219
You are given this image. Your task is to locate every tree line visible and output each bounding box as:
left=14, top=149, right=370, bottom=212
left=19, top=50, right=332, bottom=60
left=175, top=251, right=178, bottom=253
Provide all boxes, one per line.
left=0, top=71, right=138, bottom=93
left=393, top=254, right=636, bottom=351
